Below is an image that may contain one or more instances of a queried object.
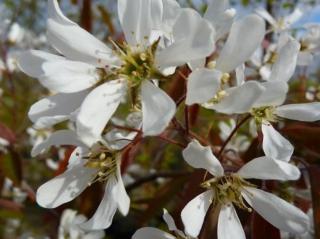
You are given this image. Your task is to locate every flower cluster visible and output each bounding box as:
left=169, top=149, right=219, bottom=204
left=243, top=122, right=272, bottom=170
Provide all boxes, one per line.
left=17, top=0, right=320, bottom=238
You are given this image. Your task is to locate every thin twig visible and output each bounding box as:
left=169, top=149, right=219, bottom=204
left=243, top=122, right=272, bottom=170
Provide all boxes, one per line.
left=126, top=171, right=189, bottom=191
left=217, top=115, right=251, bottom=159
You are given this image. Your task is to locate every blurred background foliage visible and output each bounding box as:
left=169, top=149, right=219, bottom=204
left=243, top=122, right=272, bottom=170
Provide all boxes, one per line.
left=1, top=0, right=320, bottom=238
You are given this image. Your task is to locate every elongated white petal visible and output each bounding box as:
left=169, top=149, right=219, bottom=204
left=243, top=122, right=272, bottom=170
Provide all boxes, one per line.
left=29, top=90, right=88, bottom=129
left=276, top=103, right=320, bottom=122
left=39, top=60, right=99, bottom=93
left=253, top=81, right=288, bottom=107
left=132, top=228, right=176, bottom=239
left=237, top=156, right=300, bottom=181
left=118, top=0, right=163, bottom=46
left=80, top=176, right=118, bottom=230
left=182, top=140, right=224, bottom=176
left=76, top=80, right=126, bottom=146
left=218, top=204, right=245, bottom=239
left=161, top=0, right=181, bottom=36
left=205, top=81, right=265, bottom=114
left=156, top=9, right=215, bottom=68
left=141, top=81, right=176, bottom=136
left=36, top=152, right=95, bottom=208
left=216, top=15, right=265, bottom=73
left=255, top=8, right=277, bottom=27
left=269, top=38, right=300, bottom=82
left=262, top=124, right=294, bottom=162
left=285, top=8, right=303, bottom=26
left=114, top=163, right=130, bottom=216
left=204, top=0, right=236, bottom=40
left=162, top=209, right=185, bottom=238
left=31, top=130, right=86, bottom=157
left=17, top=50, right=64, bottom=78
left=47, top=0, right=117, bottom=66
left=186, top=68, right=222, bottom=105
left=181, top=190, right=213, bottom=238
left=242, top=187, right=309, bottom=234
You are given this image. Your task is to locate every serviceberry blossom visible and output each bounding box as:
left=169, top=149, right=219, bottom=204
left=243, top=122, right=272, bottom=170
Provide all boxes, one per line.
left=18, top=0, right=215, bottom=146
left=31, top=130, right=131, bottom=230
left=180, top=140, right=309, bottom=239
left=186, top=14, right=267, bottom=114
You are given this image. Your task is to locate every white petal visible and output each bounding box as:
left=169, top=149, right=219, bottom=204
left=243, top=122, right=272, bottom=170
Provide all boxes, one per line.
left=181, top=190, right=213, bottom=238
left=253, top=81, right=288, bottom=107
left=163, top=209, right=178, bottom=232
left=47, top=0, right=117, bottom=66
left=242, top=187, right=309, bottom=234
left=205, top=81, right=265, bottom=114
left=156, top=9, right=215, bottom=68
left=204, top=0, right=236, bottom=40
left=161, top=0, right=181, bottom=36
left=29, top=90, right=88, bottom=129
left=80, top=176, right=118, bottom=230
left=114, top=163, right=130, bottom=216
left=269, top=38, right=300, bottom=82
left=132, top=228, right=176, bottom=239
left=276, top=103, right=320, bottom=122
left=262, top=124, right=294, bottom=162
left=141, top=81, right=176, bottom=136
left=216, top=15, right=265, bottom=73
left=17, top=50, right=64, bottom=78
left=218, top=204, right=245, bottom=239
left=285, top=8, right=303, bottom=26
left=182, top=140, right=224, bottom=177
left=118, top=0, right=163, bottom=46
left=186, top=68, right=222, bottom=105
left=255, top=8, right=277, bottom=27
left=237, top=156, right=300, bottom=181
left=36, top=157, right=95, bottom=208
left=39, top=60, right=99, bottom=93
left=76, top=80, right=126, bottom=146
left=31, top=130, right=86, bottom=157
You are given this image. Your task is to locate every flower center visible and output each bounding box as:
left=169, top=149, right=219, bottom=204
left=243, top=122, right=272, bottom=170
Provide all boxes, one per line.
left=111, top=39, right=164, bottom=87
left=83, top=144, right=118, bottom=185
left=202, top=174, right=254, bottom=212
left=250, top=106, right=277, bottom=125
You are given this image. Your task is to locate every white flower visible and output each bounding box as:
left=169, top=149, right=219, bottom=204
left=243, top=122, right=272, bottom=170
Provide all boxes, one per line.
left=255, top=7, right=303, bottom=33
left=132, top=209, right=194, bottom=239
left=254, top=33, right=301, bottom=81
left=186, top=14, right=266, bottom=114
left=18, top=0, right=215, bottom=146
left=250, top=81, right=320, bottom=162
left=298, top=24, right=320, bottom=66
left=180, top=140, right=309, bottom=238
left=58, top=209, right=105, bottom=239
left=31, top=130, right=130, bottom=230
